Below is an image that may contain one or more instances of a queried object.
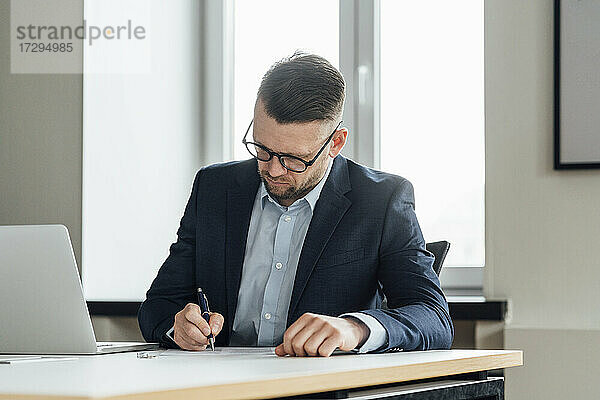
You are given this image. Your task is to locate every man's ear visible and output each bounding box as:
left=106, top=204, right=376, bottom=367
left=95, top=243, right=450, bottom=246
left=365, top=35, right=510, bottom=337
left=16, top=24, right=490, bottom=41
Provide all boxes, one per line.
left=329, top=128, right=348, bottom=157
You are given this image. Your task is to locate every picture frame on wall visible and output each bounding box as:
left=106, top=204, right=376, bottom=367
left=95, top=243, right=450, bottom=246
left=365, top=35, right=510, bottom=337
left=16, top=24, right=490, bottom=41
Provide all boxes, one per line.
left=554, top=0, right=600, bottom=169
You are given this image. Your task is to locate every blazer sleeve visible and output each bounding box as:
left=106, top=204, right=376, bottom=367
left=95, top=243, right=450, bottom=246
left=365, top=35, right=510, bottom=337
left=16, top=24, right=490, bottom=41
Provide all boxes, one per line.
left=137, top=170, right=201, bottom=347
left=359, top=179, right=454, bottom=352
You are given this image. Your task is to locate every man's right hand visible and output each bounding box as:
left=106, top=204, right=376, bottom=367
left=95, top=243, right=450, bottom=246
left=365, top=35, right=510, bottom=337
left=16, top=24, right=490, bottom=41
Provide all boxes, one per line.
left=173, top=303, right=224, bottom=351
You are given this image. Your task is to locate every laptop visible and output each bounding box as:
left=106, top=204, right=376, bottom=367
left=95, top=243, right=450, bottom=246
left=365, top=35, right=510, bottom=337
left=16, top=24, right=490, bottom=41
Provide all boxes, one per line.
left=0, top=224, right=159, bottom=355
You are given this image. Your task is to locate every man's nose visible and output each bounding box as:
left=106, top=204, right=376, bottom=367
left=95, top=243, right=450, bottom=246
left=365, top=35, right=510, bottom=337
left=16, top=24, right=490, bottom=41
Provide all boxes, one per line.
left=266, top=158, right=287, bottom=178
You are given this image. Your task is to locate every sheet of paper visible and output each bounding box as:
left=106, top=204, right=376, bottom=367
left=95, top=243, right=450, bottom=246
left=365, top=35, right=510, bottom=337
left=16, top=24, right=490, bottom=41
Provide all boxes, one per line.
left=0, top=356, right=78, bottom=364
left=139, top=347, right=357, bottom=359
left=156, top=347, right=276, bottom=357
left=211, top=347, right=276, bottom=354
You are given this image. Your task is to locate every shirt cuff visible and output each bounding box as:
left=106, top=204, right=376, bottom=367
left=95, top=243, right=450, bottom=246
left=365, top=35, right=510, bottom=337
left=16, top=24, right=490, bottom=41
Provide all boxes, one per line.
left=165, top=326, right=176, bottom=343
left=339, top=312, right=388, bottom=353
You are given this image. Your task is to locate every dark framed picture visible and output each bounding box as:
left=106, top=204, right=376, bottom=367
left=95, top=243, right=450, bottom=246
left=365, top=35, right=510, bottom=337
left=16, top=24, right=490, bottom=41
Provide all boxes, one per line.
left=554, top=0, right=600, bottom=169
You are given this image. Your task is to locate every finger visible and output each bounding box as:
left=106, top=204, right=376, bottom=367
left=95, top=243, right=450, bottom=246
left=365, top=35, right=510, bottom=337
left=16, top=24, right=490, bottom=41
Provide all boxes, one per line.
left=303, top=327, right=332, bottom=356
left=282, top=314, right=313, bottom=356
left=291, top=335, right=307, bottom=357
left=318, top=334, right=343, bottom=357
left=290, top=322, right=322, bottom=357
left=181, top=321, right=209, bottom=345
left=274, top=344, right=286, bottom=357
left=208, top=313, right=224, bottom=336
left=176, top=332, right=204, bottom=351
left=175, top=330, right=207, bottom=351
left=184, top=305, right=211, bottom=336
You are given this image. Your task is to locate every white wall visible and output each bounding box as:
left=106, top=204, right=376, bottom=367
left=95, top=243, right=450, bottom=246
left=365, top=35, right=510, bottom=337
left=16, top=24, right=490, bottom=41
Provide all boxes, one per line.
left=485, top=0, right=600, bottom=398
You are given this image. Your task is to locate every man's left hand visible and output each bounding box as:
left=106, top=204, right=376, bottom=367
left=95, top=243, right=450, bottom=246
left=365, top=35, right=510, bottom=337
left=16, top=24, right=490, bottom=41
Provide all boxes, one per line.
left=274, top=313, right=369, bottom=357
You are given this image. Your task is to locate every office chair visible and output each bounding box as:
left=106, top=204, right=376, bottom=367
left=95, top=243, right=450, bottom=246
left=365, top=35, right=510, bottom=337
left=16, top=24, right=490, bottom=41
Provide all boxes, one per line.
left=426, top=240, right=451, bottom=276
left=380, top=241, right=450, bottom=310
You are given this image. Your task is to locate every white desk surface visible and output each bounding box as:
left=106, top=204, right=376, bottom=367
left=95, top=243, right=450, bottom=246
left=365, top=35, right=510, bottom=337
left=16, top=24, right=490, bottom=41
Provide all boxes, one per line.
left=0, top=348, right=522, bottom=400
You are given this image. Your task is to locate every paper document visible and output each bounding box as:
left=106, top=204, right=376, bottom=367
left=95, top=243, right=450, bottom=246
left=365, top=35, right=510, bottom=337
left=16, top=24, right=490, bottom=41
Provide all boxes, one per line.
left=158, top=347, right=276, bottom=357
left=139, top=347, right=356, bottom=359
left=0, top=356, right=78, bottom=364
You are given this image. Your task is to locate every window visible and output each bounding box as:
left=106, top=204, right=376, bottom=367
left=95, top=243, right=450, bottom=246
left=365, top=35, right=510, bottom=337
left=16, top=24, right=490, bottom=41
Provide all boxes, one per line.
left=207, top=0, right=485, bottom=289
left=80, top=1, right=484, bottom=303
left=82, top=0, right=202, bottom=301
left=380, top=0, right=485, bottom=270
left=233, top=0, right=339, bottom=160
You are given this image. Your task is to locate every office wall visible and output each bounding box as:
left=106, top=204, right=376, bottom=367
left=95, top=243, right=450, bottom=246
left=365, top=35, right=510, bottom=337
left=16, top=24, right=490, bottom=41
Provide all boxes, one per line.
left=0, top=0, right=83, bottom=267
left=485, top=0, right=600, bottom=398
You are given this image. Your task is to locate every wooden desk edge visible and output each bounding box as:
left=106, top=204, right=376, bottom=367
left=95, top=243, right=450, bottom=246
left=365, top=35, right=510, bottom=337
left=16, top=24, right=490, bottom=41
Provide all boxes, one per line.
left=1, top=351, right=523, bottom=400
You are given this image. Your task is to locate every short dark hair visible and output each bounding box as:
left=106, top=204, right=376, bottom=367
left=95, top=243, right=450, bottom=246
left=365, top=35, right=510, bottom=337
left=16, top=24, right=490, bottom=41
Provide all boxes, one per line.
left=257, top=52, right=345, bottom=124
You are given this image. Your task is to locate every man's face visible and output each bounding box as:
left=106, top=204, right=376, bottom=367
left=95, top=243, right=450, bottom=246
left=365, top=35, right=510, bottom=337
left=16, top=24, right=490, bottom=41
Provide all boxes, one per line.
left=252, top=100, right=336, bottom=207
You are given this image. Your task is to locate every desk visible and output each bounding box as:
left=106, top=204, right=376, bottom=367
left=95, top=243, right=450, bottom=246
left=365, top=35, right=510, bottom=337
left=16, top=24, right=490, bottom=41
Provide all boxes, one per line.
left=0, top=349, right=522, bottom=399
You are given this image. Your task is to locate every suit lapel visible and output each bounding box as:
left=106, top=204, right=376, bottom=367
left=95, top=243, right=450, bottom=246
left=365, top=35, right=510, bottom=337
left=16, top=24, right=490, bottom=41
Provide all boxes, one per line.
left=225, top=160, right=260, bottom=337
left=287, top=156, right=352, bottom=325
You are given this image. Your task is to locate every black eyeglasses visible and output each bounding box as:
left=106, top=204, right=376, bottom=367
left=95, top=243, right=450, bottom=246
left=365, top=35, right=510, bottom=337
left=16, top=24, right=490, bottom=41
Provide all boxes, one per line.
left=242, top=119, right=342, bottom=173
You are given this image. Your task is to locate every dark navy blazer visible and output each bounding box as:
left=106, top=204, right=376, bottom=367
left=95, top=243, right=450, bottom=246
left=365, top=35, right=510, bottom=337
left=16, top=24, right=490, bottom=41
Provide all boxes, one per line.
left=138, top=155, right=454, bottom=352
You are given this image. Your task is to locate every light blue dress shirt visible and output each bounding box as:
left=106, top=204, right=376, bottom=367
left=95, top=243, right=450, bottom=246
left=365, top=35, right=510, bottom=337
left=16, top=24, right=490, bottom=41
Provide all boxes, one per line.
left=169, top=158, right=387, bottom=353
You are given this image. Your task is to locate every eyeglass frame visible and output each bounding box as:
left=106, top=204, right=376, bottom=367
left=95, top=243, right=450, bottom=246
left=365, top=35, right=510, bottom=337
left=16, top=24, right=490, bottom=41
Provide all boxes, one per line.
left=242, top=119, right=343, bottom=173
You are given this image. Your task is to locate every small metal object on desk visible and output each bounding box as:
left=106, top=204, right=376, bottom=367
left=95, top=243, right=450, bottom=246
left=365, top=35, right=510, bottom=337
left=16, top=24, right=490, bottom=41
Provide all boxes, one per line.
left=137, top=351, right=163, bottom=359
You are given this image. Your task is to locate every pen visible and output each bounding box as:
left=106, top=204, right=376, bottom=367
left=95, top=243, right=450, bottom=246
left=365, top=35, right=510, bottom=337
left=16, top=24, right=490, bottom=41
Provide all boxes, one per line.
left=196, top=287, right=215, bottom=351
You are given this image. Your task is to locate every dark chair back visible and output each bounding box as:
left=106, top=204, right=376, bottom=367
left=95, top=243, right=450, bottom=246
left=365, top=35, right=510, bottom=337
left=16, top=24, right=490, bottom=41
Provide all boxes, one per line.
left=380, top=241, right=450, bottom=310
left=426, top=241, right=451, bottom=276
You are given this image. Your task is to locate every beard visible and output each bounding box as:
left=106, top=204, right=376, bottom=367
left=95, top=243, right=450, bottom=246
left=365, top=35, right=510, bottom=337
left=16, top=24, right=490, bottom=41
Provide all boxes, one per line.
left=259, top=168, right=324, bottom=206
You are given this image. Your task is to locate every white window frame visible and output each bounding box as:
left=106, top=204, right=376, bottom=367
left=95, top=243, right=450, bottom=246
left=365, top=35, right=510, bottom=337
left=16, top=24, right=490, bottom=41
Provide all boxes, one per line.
left=202, top=0, right=483, bottom=290
left=202, top=0, right=235, bottom=164
left=339, top=0, right=380, bottom=169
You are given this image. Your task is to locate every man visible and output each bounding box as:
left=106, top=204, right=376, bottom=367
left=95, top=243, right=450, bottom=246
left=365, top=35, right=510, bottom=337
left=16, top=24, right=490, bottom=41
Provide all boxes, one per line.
left=138, top=53, right=453, bottom=357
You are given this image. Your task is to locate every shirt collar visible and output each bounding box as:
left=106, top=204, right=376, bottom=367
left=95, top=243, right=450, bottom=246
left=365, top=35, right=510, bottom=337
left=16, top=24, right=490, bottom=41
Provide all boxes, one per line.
left=259, top=157, right=333, bottom=212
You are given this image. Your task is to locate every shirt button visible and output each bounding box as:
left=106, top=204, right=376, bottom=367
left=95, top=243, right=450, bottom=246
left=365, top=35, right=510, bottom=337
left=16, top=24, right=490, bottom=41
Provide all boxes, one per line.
left=284, top=216, right=292, bottom=222
left=264, top=313, right=272, bottom=320
left=275, top=262, right=283, bottom=270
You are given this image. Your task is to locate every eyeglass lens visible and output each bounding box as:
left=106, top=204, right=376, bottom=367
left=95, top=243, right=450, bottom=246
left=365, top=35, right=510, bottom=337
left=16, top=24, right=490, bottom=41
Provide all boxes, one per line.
left=246, top=143, right=307, bottom=172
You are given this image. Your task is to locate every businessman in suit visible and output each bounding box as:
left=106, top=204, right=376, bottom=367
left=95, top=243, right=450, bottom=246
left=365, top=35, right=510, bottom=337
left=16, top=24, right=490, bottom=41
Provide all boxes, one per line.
left=138, top=53, right=453, bottom=356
